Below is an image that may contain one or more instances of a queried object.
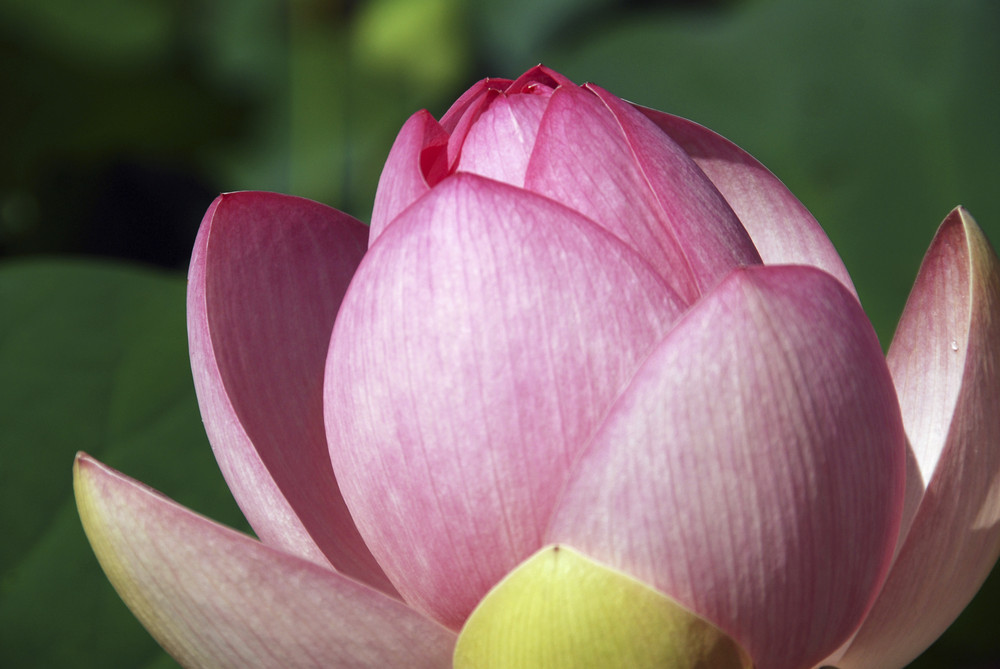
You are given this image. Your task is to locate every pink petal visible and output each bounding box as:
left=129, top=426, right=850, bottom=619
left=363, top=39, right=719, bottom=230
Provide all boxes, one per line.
left=636, top=106, right=856, bottom=295
left=588, top=86, right=763, bottom=289
left=325, top=173, right=686, bottom=628
left=832, top=208, right=1000, bottom=669
left=74, top=453, right=455, bottom=669
left=546, top=265, right=906, bottom=669
left=369, top=111, right=450, bottom=244
left=443, top=87, right=500, bottom=173
left=188, top=191, right=394, bottom=594
left=524, top=84, right=760, bottom=304
left=504, top=64, right=576, bottom=91
left=454, top=91, right=550, bottom=186
left=436, top=66, right=569, bottom=151
left=438, top=77, right=512, bottom=132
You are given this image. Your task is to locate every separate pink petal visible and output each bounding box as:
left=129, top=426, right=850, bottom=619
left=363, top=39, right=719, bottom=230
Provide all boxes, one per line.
left=188, top=192, right=394, bottom=594
left=525, top=84, right=759, bottom=304
left=325, top=174, right=686, bottom=629
left=547, top=265, right=906, bottom=669
left=369, top=111, right=450, bottom=244
left=636, top=106, right=856, bottom=295
left=833, top=208, right=1000, bottom=669
left=75, top=453, right=455, bottom=669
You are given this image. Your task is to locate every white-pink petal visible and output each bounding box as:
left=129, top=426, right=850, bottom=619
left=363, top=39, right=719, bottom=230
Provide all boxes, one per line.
left=637, top=106, right=856, bottom=295
left=325, top=173, right=686, bottom=629
left=833, top=208, right=1000, bottom=669
left=547, top=265, right=906, bottom=669
left=188, top=191, right=393, bottom=594
left=75, top=453, right=454, bottom=669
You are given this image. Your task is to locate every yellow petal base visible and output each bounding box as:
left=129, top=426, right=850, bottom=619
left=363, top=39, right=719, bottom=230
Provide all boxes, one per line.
left=454, top=545, right=753, bottom=669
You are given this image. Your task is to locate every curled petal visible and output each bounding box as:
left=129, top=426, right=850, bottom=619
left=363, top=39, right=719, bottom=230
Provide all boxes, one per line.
left=326, top=174, right=685, bottom=628
left=547, top=265, right=905, bottom=669
left=454, top=545, right=752, bottom=669
left=525, top=85, right=759, bottom=303
left=74, top=453, right=455, bottom=669
left=188, top=191, right=393, bottom=593
left=637, top=106, right=856, bottom=295
left=833, top=208, right=1000, bottom=669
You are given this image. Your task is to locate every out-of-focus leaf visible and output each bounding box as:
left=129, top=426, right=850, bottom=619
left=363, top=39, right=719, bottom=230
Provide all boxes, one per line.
left=468, top=0, right=619, bottom=72
left=0, top=0, right=172, bottom=67
left=352, top=0, right=469, bottom=95
left=0, top=260, right=247, bottom=668
left=545, top=0, right=999, bottom=344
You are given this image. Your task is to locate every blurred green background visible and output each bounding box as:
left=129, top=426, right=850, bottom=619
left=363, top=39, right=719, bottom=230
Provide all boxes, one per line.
left=1, top=0, right=998, bottom=667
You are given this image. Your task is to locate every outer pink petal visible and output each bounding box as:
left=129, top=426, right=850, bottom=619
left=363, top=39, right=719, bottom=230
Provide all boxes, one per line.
left=188, top=192, right=394, bottom=594
left=75, top=453, right=455, bottom=669
left=547, top=265, right=906, bottom=669
left=525, top=84, right=759, bottom=304
left=832, top=208, right=1000, bottom=669
left=636, top=106, right=856, bottom=295
left=325, top=173, right=686, bottom=629
left=369, top=111, right=450, bottom=244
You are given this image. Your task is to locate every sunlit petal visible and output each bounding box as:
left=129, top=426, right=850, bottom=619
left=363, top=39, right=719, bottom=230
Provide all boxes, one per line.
left=833, top=208, right=1000, bottom=669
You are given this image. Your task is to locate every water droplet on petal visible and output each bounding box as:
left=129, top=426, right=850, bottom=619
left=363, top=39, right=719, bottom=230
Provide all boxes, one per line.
left=951, top=340, right=960, bottom=352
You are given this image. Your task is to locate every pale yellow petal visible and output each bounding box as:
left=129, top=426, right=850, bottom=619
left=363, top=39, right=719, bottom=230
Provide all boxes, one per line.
left=454, top=545, right=753, bottom=669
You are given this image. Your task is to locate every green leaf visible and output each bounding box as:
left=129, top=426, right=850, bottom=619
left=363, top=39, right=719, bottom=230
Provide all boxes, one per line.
left=0, top=259, right=247, bottom=669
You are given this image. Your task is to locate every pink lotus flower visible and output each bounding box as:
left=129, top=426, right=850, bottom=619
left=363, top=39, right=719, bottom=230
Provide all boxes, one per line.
left=75, top=65, right=1000, bottom=669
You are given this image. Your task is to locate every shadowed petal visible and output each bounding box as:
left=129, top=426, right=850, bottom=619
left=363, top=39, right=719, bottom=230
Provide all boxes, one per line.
left=547, top=265, right=905, bottom=669
left=325, top=174, right=686, bottom=628
left=637, top=106, right=856, bottom=295
left=525, top=84, right=759, bottom=304
left=833, top=208, right=1000, bottom=669
left=74, top=453, right=455, bottom=669
left=188, top=191, right=393, bottom=594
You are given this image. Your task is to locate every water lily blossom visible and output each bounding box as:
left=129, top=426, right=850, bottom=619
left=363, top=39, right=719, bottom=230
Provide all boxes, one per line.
left=75, top=65, right=1000, bottom=669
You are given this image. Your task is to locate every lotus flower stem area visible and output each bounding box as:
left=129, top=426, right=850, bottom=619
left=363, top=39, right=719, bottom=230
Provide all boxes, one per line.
left=74, top=65, right=1000, bottom=669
